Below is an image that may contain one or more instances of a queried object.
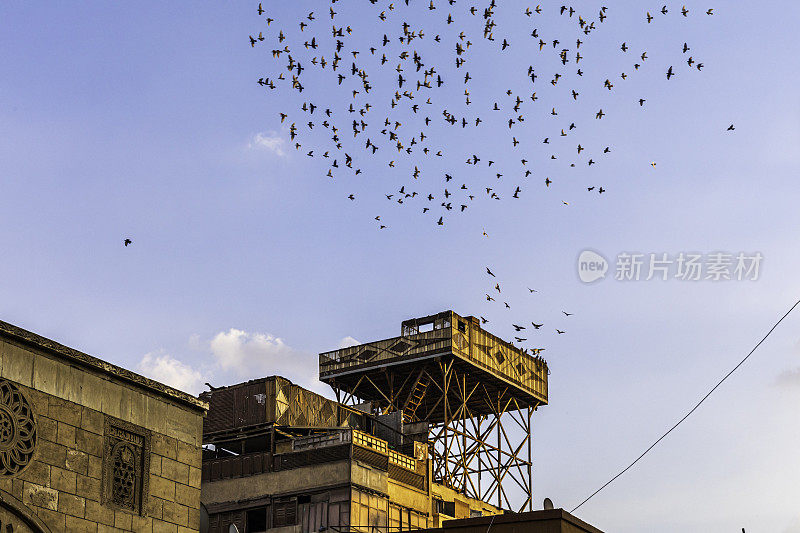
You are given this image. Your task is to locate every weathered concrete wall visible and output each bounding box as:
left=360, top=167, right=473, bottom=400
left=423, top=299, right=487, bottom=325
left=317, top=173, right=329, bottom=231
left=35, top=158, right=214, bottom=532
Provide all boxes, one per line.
left=0, top=327, right=206, bottom=533
left=386, top=478, right=428, bottom=515
left=350, top=462, right=387, bottom=494
left=202, top=461, right=351, bottom=506
left=350, top=459, right=430, bottom=512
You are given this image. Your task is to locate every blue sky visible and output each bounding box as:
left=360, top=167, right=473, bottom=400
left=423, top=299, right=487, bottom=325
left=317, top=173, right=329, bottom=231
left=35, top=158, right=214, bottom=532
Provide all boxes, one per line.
left=2, top=2, right=800, bottom=531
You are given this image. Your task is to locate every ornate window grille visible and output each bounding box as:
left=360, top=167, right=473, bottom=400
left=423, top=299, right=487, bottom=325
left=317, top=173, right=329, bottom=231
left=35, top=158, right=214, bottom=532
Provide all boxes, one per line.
left=103, top=418, right=150, bottom=515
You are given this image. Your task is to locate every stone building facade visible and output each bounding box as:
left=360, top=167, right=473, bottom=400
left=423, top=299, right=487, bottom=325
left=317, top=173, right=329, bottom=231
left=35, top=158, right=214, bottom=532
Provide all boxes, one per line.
left=0, top=320, right=207, bottom=533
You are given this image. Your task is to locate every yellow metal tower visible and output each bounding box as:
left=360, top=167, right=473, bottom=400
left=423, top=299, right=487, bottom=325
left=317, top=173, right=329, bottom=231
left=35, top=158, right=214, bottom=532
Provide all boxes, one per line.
left=319, top=311, right=549, bottom=512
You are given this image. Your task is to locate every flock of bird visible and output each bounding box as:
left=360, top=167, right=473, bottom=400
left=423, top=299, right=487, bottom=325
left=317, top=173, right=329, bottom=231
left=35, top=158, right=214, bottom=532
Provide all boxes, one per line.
left=482, top=265, right=573, bottom=348
left=247, top=1, right=720, bottom=353
left=251, top=1, right=718, bottom=231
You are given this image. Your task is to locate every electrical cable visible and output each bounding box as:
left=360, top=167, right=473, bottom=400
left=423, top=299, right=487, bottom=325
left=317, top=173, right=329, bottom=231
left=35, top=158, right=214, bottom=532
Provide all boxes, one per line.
left=571, top=297, right=800, bottom=513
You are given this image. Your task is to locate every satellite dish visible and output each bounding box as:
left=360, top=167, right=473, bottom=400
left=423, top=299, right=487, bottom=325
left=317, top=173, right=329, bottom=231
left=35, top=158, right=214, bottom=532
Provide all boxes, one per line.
left=229, top=525, right=241, bottom=533
left=543, top=497, right=554, bottom=510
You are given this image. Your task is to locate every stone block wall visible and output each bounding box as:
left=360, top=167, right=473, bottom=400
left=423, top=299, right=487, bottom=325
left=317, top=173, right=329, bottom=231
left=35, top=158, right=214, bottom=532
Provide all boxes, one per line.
left=0, top=322, right=207, bottom=533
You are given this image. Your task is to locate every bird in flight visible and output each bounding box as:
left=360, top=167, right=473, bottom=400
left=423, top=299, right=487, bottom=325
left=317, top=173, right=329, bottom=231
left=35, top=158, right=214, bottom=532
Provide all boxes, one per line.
left=252, top=1, right=716, bottom=230
left=124, top=238, right=132, bottom=247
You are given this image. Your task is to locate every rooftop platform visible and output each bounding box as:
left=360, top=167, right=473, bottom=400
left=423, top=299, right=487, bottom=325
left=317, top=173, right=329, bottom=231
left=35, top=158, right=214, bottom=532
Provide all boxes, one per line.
left=201, top=376, right=368, bottom=441
left=319, top=311, right=548, bottom=422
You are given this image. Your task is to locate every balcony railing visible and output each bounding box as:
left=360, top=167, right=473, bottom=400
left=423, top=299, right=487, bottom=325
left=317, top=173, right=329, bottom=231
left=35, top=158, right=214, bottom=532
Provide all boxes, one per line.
left=319, top=312, right=548, bottom=403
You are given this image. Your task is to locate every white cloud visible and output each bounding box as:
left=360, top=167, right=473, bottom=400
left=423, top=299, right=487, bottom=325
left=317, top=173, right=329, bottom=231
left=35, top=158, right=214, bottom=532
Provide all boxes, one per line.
left=210, top=328, right=300, bottom=374
left=138, top=350, right=206, bottom=395
left=776, top=367, right=800, bottom=387
left=140, top=328, right=331, bottom=399
left=785, top=516, right=800, bottom=533
left=248, top=131, right=287, bottom=156
left=338, top=336, right=361, bottom=349
left=207, top=328, right=333, bottom=397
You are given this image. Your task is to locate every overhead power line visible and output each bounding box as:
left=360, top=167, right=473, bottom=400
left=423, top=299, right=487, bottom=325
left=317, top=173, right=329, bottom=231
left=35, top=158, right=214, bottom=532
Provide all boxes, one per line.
left=571, top=297, right=800, bottom=513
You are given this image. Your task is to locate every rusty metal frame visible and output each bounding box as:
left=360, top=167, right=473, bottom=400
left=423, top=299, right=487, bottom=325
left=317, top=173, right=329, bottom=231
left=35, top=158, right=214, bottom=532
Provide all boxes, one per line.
left=425, top=362, right=534, bottom=512
left=329, top=357, right=535, bottom=512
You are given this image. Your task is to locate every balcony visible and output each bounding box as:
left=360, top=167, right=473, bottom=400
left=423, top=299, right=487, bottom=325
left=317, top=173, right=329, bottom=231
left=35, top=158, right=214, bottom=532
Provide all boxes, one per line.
left=319, top=311, right=548, bottom=406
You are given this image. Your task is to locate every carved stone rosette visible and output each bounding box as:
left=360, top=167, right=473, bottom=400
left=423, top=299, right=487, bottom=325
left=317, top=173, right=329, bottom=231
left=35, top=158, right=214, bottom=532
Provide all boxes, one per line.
left=0, top=380, right=37, bottom=477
